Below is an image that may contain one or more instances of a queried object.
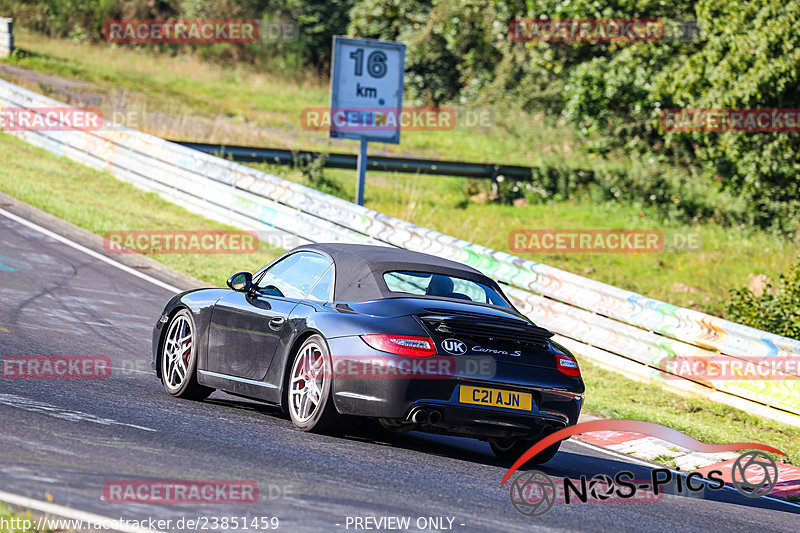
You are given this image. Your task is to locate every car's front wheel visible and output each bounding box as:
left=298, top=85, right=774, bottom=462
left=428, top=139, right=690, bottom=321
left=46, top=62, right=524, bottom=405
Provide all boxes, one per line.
left=287, top=335, right=341, bottom=433
left=490, top=437, right=561, bottom=464
left=160, top=309, right=213, bottom=400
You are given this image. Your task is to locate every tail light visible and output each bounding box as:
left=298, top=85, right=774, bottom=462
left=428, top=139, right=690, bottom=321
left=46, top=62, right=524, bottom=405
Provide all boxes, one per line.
left=360, top=334, right=436, bottom=357
left=556, top=354, right=581, bottom=377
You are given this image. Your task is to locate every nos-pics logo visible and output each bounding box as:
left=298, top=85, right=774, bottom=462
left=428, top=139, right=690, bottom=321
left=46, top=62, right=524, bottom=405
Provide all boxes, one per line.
left=500, top=419, right=786, bottom=517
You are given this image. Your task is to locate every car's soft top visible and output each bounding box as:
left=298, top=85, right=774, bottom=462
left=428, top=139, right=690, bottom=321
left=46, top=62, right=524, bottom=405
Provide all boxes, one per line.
left=291, top=243, right=504, bottom=303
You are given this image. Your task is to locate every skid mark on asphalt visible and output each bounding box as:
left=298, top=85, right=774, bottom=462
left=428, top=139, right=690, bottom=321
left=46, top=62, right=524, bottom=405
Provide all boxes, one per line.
left=1, top=431, right=85, bottom=462
left=1, top=286, right=153, bottom=339
left=0, top=394, right=156, bottom=432
left=4, top=469, right=62, bottom=484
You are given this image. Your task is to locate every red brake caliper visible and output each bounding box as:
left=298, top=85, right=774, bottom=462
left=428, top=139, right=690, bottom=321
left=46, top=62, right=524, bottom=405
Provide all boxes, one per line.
left=297, top=355, right=308, bottom=395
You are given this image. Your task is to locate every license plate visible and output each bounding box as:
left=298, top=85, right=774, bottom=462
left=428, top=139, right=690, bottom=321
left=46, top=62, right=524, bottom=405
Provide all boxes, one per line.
left=458, top=385, right=532, bottom=411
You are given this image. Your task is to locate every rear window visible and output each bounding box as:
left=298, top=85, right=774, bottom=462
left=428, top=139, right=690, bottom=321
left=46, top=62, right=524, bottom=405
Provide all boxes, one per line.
left=383, top=271, right=509, bottom=307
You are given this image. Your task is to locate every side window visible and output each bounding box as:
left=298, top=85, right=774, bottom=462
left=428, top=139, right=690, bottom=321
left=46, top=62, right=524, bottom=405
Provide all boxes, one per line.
left=306, top=265, right=333, bottom=302
left=256, top=252, right=331, bottom=300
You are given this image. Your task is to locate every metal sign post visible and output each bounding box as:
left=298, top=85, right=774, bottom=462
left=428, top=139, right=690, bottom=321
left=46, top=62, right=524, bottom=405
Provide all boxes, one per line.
left=356, top=139, right=368, bottom=206
left=330, top=36, right=406, bottom=206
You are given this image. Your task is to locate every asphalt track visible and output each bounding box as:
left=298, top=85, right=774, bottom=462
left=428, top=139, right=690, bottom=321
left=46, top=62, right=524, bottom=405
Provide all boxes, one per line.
left=0, top=198, right=798, bottom=533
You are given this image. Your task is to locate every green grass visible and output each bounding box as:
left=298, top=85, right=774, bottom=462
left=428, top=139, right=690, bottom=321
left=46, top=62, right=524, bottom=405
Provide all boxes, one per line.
left=0, top=505, right=46, bottom=533
left=651, top=454, right=678, bottom=467
left=0, top=133, right=280, bottom=285
left=1, top=132, right=799, bottom=468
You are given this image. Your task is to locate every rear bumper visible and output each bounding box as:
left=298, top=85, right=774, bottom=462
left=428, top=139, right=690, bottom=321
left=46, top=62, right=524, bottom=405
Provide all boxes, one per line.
left=392, top=402, right=571, bottom=440
left=328, top=336, right=584, bottom=439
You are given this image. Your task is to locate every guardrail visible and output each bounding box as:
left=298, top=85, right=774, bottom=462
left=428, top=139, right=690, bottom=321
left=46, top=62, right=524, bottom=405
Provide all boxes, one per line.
left=1, top=78, right=798, bottom=427
left=172, top=140, right=543, bottom=180
left=0, top=18, right=12, bottom=58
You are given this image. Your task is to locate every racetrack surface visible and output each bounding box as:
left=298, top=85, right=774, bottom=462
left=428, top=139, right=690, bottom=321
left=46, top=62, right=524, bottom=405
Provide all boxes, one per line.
left=0, top=200, right=797, bottom=533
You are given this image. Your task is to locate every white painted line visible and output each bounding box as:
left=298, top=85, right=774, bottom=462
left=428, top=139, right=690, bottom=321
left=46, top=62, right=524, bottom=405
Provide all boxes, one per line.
left=570, top=437, right=800, bottom=509
left=109, top=366, right=152, bottom=375
left=0, top=489, right=163, bottom=533
left=0, top=210, right=172, bottom=529
left=0, top=393, right=156, bottom=432
left=0, top=207, right=181, bottom=294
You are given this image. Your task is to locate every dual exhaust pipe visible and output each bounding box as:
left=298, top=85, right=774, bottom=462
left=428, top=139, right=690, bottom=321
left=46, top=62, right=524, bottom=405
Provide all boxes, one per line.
left=408, top=407, right=442, bottom=425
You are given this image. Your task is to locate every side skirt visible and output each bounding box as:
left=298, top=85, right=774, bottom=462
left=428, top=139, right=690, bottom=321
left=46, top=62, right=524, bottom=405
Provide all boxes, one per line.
left=198, top=369, right=281, bottom=403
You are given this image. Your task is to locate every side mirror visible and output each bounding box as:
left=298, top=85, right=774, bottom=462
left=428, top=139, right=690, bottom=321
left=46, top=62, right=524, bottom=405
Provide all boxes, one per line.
left=227, top=271, right=253, bottom=292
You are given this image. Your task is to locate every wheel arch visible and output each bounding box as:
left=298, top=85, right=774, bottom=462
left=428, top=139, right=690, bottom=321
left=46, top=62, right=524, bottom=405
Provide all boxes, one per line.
left=279, top=328, right=328, bottom=412
left=155, top=304, right=190, bottom=380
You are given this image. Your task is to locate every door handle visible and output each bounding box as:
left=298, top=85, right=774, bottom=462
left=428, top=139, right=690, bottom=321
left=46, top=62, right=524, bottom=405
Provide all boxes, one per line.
left=269, top=317, right=285, bottom=330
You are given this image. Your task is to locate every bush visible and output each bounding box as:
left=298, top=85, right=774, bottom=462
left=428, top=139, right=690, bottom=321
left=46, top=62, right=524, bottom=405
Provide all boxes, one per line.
left=0, top=0, right=352, bottom=73
left=348, top=0, right=510, bottom=106
left=559, top=0, right=800, bottom=234
left=726, top=255, right=800, bottom=340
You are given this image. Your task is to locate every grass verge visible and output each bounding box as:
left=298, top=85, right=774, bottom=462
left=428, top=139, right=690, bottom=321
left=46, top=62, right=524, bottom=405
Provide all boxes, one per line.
left=0, top=505, right=46, bottom=533
left=1, top=131, right=798, bottom=467
left=0, top=133, right=280, bottom=286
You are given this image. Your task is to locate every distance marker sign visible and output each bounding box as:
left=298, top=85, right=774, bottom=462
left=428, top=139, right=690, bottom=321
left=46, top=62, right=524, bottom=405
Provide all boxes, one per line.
left=330, top=36, right=406, bottom=144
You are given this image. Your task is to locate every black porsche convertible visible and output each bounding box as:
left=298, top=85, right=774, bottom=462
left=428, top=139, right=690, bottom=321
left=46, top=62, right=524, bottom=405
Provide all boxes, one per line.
left=152, top=243, right=584, bottom=463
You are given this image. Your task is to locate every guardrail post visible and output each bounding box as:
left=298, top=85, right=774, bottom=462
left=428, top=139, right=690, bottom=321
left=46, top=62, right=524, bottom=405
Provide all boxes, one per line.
left=356, top=139, right=368, bottom=206
left=0, top=18, right=13, bottom=58
left=491, top=165, right=500, bottom=200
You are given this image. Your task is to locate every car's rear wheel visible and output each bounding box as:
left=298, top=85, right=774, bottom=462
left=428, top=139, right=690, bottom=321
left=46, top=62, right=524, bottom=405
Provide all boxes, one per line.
left=287, top=335, right=341, bottom=433
left=490, top=437, right=561, bottom=464
left=160, top=309, right=213, bottom=400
